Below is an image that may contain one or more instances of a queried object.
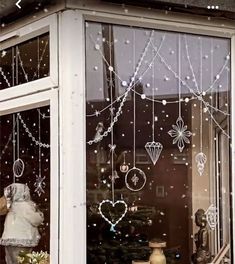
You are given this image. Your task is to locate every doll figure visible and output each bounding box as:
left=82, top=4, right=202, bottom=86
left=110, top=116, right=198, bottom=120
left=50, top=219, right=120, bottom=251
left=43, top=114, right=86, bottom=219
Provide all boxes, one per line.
left=192, top=209, right=211, bottom=264
left=0, top=183, right=44, bottom=264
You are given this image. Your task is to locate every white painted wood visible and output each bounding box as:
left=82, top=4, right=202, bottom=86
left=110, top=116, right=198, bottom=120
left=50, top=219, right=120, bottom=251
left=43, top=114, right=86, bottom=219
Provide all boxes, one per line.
left=0, top=89, right=53, bottom=114
left=59, top=10, right=86, bottom=264
left=0, top=14, right=55, bottom=47
left=0, top=31, right=20, bottom=42
left=49, top=89, right=60, bottom=264
left=231, top=34, right=235, bottom=263
left=0, top=89, right=59, bottom=263
left=0, top=78, right=57, bottom=103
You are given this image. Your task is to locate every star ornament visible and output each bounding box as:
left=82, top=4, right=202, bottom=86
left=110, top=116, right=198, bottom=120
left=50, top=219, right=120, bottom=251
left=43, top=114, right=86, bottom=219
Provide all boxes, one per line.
left=34, top=175, right=46, bottom=197
left=168, top=116, right=192, bottom=152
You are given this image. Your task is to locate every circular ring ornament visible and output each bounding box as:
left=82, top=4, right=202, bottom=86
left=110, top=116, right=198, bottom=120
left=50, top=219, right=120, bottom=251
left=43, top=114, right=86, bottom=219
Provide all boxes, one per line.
left=13, top=158, right=25, bottom=178
left=125, top=167, right=146, bottom=192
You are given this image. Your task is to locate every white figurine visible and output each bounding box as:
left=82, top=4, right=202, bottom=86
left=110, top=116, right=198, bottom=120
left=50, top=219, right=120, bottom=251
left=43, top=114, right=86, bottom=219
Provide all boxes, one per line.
left=0, top=183, right=44, bottom=264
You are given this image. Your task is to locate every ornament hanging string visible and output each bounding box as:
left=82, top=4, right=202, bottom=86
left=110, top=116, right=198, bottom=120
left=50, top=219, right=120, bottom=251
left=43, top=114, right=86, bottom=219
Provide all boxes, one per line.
left=12, top=113, right=25, bottom=180
left=87, top=30, right=155, bottom=145
left=34, top=109, right=46, bottom=197
left=0, top=122, right=16, bottom=161
left=98, top=26, right=128, bottom=232
left=86, top=32, right=164, bottom=118
left=150, top=40, right=230, bottom=108
left=150, top=40, right=230, bottom=138
left=133, top=30, right=136, bottom=168
left=124, top=30, right=147, bottom=191
left=195, top=38, right=207, bottom=176
left=178, top=34, right=182, bottom=118
left=167, top=34, right=192, bottom=152
left=152, top=46, right=155, bottom=142
left=109, top=25, right=115, bottom=204
left=144, top=40, right=163, bottom=165
left=184, top=35, right=200, bottom=94
left=200, top=37, right=203, bottom=152
left=87, top=35, right=230, bottom=118
left=13, top=114, right=16, bottom=183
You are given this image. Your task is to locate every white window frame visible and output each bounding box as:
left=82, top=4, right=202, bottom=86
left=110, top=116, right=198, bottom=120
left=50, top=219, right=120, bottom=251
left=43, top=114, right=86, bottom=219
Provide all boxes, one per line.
left=0, top=89, right=59, bottom=263
left=58, top=8, right=235, bottom=264
left=0, top=14, right=58, bottom=102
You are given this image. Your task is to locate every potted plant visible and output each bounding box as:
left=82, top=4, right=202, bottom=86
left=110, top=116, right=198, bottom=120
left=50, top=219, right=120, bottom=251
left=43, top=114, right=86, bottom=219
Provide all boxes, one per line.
left=17, top=251, right=50, bottom=264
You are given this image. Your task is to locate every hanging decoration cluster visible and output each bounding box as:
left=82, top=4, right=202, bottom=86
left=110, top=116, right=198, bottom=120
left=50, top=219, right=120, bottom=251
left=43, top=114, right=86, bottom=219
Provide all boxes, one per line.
left=85, top=27, right=230, bottom=231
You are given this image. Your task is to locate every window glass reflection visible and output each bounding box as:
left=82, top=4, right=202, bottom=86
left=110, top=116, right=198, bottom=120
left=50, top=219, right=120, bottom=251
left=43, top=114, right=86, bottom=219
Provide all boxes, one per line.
left=0, top=33, right=49, bottom=89
left=86, top=22, right=231, bottom=263
left=0, top=106, right=50, bottom=264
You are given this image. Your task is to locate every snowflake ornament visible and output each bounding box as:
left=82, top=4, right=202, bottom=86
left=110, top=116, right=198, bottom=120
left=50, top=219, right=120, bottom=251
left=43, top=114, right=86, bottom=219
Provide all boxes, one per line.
left=34, top=175, right=46, bottom=197
left=168, top=116, right=192, bottom=152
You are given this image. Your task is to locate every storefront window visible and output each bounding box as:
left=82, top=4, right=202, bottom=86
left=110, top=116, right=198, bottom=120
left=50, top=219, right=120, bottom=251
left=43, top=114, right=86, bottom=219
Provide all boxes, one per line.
left=0, top=33, right=49, bottom=89
left=85, top=22, right=231, bottom=263
left=0, top=106, right=50, bottom=263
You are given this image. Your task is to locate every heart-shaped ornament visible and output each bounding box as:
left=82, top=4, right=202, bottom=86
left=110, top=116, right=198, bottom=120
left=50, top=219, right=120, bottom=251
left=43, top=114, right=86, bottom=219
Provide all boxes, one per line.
left=98, top=199, right=128, bottom=232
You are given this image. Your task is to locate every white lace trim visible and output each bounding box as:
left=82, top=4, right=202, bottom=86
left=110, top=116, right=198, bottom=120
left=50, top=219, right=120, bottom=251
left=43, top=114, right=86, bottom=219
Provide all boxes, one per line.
left=0, top=238, right=39, bottom=247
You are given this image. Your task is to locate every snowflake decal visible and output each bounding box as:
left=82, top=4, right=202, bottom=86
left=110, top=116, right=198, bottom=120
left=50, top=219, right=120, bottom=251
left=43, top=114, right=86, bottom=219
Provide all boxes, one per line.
left=34, top=175, right=46, bottom=197
left=168, top=116, right=192, bottom=152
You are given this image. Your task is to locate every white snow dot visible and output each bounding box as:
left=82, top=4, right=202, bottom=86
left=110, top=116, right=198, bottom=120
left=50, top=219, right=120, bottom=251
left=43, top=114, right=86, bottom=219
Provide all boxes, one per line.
left=185, top=97, right=189, bottom=103
left=121, top=81, right=127, bottom=87
left=109, top=66, right=113, bottom=71
left=95, top=44, right=100, bottom=50
left=141, top=94, right=146, bottom=99
left=162, top=100, right=167, bottom=105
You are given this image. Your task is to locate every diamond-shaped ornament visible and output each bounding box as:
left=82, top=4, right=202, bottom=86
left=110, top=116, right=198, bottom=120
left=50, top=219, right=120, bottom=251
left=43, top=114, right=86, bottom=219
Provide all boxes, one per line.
left=145, top=141, right=163, bottom=165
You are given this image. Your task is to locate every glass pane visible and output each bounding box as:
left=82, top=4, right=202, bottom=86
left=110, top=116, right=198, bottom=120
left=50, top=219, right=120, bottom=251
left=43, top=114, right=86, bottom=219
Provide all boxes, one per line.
left=0, top=33, right=49, bottom=89
left=0, top=48, right=13, bottom=89
left=0, top=106, right=50, bottom=264
left=85, top=22, right=231, bottom=264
